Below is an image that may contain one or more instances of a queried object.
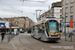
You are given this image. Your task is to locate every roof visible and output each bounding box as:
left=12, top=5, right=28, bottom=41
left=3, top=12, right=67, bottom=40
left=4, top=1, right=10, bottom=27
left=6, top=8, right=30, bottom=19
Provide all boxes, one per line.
left=52, top=1, right=62, bottom=8
left=34, top=17, right=57, bottom=26
left=9, top=18, right=14, bottom=21
left=0, top=18, right=3, bottom=20
left=4, top=18, right=14, bottom=21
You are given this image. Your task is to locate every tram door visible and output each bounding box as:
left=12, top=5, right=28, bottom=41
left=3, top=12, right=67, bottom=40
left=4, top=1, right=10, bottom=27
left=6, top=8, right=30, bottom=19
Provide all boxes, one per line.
left=40, top=24, right=45, bottom=37
left=34, top=26, right=38, bottom=37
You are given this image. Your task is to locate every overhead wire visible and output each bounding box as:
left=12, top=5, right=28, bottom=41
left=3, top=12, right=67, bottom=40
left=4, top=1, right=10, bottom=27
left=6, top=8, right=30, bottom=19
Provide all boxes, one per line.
left=37, top=0, right=48, bottom=10
left=20, top=0, right=46, bottom=3
left=36, top=0, right=48, bottom=17
left=22, top=0, right=24, bottom=16
left=20, top=0, right=48, bottom=16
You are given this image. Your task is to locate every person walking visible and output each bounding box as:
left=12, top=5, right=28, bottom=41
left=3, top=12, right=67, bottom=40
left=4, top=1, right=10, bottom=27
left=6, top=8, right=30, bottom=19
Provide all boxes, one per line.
left=1, top=28, right=6, bottom=43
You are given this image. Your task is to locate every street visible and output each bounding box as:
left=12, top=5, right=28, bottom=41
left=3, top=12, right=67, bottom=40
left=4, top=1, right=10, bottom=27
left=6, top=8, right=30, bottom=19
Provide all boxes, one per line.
left=0, top=32, right=75, bottom=50
left=0, top=0, right=75, bottom=50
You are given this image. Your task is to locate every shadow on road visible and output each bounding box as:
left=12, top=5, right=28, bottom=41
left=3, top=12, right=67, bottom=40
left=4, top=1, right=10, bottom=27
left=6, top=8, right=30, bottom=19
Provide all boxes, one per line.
left=31, top=36, right=59, bottom=43
left=41, top=41, right=59, bottom=43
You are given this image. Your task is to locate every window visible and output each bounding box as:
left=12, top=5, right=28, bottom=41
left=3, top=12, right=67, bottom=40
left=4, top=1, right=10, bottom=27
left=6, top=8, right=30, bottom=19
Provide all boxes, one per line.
left=22, top=18, right=24, bottom=20
left=56, top=14, right=59, bottom=18
left=15, top=18, right=18, bottom=20
left=51, top=9, right=53, bottom=13
left=16, top=25, right=18, bottom=27
left=34, top=26, right=38, bottom=33
left=22, top=25, right=24, bottom=27
left=60, top=15, right=62, bottom=18
left=60, top=9, right=62, bottom=13
left=48, top=22, right=59, bottom=33
left=66, top=16, right=68, bottom=22
left=20, top=18, right=21, bottom=20
left=6, top=19, right=9, bottom=21
left=15, top=22, right=18, bottom=24
left=70, top=6, right=73, bottom=13
left=70, top=16, right=73, bottom=21
left=65, top=0, right=68, bottom=4
left=65, top=7, right=68, bottom=13
left=70, top=0, right=74, bottom=3
left=62, top=8, right=63, bottom=15
left=60, top=20, right=62, bottom=23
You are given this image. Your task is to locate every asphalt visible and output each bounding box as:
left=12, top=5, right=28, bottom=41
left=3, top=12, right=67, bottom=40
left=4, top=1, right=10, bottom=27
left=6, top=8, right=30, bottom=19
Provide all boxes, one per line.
left=0, top=33, right=75, bottom=50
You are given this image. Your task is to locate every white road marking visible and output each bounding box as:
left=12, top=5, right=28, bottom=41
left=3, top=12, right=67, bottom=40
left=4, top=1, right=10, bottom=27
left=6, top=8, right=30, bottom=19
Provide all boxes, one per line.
left=11, top=41, right=17, bottom=49
left=41, top=49, right=44, bottom=50
left=19, top=33, right=31, bottom=35
left=19, top=49, right=24, bottom=50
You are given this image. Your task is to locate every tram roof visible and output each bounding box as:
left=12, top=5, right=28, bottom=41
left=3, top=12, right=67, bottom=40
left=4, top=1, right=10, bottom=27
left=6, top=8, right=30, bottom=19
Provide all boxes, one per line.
left=34, top=17, right=57, bottom=26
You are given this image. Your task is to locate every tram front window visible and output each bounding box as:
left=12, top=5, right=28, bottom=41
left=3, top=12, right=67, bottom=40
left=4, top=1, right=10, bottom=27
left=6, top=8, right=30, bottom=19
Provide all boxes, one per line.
left=48, top=23, right=58, bottom=33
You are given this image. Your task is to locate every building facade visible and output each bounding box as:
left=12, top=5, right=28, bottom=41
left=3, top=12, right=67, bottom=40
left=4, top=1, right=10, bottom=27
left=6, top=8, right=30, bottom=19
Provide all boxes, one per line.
left=0, top=21, right=9, bottom=28
left=0, top=16, right=34, bottom=31
left=14, top=17, right=19, bottom=27
left=39, top=10, right=51, bottom=20
left=4, top=18, right=14, bottom=27
left=14, top=17, right=26, bottom=28
left=0, top=18, right=3, bottom=21
left=51, top=1, right=62, bottom=23
left=39, top=1, right=62, bottom=23
left=25, top=17, right=34, bottom=29
left=25, top=17, right=30, bottom=29
left=19, top=17, right=26, bottom=28
left=62, top=0, right=75, bottom=33
left=62, top=0, right=75, bottom=23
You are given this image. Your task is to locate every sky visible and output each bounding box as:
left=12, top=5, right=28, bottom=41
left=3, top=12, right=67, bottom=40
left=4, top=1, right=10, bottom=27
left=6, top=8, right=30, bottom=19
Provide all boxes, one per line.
left=0, top=0, right=61, bottom=22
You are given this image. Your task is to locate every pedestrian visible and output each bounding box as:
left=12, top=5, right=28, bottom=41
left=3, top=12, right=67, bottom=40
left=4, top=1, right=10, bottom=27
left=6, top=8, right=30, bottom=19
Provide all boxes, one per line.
left=68, top=32, right=73, bottom=38
left=1, top=28, right=6, bottom=43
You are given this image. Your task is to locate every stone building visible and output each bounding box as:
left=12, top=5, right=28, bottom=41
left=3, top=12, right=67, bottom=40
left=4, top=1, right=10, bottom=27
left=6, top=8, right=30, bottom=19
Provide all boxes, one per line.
left=50, top=1, right=62, bottom=23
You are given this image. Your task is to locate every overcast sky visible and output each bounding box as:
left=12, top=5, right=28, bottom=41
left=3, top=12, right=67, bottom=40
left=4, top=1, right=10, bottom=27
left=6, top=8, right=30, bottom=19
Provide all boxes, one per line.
left=0, top=0, right=61, bottom=22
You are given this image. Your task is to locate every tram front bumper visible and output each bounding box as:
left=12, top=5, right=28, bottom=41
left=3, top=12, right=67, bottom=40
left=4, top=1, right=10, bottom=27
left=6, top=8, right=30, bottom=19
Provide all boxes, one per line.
left=47, top=37, right=60, bottom=41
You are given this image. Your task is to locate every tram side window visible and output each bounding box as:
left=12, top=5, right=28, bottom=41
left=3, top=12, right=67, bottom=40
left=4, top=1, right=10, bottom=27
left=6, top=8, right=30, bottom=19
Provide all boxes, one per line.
left=39, top=24, right=44, bottom=34
left=31, top=29, right=33, bottom=33
left=31, top=28, right=34, bottom=33
left=32, top=27, right=35, bottom=33
left=38, top=26, right=40, bottom=33
left=34, top=26, right=38, bottom=33
left=42, top=24, right=45, bottom=34
left=57, top=23, right=59, bottom=31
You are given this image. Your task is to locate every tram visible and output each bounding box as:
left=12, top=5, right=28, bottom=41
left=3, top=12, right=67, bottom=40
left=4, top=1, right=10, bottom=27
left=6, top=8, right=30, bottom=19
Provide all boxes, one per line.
left=31, top=17, right=61, bottom=41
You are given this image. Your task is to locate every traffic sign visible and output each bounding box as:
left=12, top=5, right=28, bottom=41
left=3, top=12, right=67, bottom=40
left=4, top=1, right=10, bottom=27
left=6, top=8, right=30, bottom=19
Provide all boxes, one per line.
left=70, top=21, right=73, bottom=28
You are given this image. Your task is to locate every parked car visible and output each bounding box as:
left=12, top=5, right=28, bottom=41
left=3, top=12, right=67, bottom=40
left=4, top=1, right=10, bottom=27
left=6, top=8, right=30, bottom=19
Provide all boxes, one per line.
left=20, top=30, right=24, bottom=33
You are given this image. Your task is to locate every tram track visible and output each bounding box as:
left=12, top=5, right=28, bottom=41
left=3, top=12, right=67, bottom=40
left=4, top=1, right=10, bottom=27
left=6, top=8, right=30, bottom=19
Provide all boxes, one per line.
left=26, top=37, right=51, bottom=50
left=27, top=36, right=56, bottom=49
left=19, top=35, right=55, bottom=50
left=19, top=36, right=34, bottom=50
left=27, top=35, right=60, bottom=49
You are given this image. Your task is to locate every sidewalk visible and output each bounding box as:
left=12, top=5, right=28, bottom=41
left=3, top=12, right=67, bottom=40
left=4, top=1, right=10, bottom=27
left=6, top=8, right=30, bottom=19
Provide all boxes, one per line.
left=61, top=34, right=75, bottom=42
left=0, top=35, right=17, bottom=50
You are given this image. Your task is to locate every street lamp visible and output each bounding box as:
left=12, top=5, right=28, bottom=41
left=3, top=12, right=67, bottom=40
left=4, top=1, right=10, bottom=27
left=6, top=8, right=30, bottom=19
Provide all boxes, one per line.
left=65, top=13, right=67, bottom=41
left=60, top=16, right=63, bottom=39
